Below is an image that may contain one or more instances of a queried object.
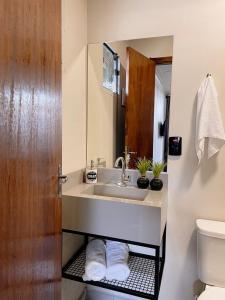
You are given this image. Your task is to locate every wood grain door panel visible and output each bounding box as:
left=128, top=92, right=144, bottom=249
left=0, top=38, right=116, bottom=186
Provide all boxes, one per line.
left=0, top=1, right=61, bottom=299
left=125, top=47, right=155, bottom=159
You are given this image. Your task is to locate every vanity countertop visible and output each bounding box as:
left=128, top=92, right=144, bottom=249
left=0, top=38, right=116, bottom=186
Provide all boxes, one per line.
left=63, top=182, right=167, bottom=208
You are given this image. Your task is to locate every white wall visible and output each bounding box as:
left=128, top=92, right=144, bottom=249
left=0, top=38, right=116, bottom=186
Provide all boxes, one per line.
left=129, top=35, right=173, bottom=58
left=62, top=0, right=87, bottom=299
left=87, top=1, right=225, bottom=300
left=62, top=0, right=87, bottom=174
left=87, top=44, right=117, bottom=168
left=87, top=40, right=130, bottom=168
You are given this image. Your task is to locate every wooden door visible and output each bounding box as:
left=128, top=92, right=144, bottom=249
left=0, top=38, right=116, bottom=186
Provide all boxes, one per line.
left=0, top=1, right=62, bottom=299
left=125, top=47, right=156, bottom=159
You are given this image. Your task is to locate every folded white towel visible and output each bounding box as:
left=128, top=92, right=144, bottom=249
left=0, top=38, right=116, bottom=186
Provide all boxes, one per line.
left=196, top=75, right=225, bottom=164
left=105, top=240, right=130, bottom=281
left=82, top=239, right=106, bottom=281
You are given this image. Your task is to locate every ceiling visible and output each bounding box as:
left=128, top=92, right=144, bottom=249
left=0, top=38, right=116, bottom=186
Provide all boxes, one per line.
left=156, top=64, right=172, bottom=96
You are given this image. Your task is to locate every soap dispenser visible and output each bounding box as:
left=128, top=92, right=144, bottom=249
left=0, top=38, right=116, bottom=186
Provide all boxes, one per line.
left=86, top=160, right=97, bottom=184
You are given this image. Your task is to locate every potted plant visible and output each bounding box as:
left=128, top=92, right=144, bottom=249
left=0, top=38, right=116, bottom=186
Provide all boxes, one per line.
left=136, top=158, right=152, bottom=189
left=150, top=162, right=166, bottom=191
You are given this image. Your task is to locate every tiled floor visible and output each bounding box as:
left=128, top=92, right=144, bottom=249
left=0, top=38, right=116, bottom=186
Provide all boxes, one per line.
left=63, top=249, right=156, bottom=298
left=62, top=278, right=85, bottom=300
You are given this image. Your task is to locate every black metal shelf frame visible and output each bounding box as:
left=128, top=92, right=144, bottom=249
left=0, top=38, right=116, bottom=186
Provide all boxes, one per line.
left=62, top=227, right=166, bottom=300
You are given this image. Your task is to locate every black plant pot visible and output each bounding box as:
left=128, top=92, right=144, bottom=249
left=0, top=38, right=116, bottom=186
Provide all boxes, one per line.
left=137, top=176, right=149, bottom=189
left=150, top=178, right=163, bottom=191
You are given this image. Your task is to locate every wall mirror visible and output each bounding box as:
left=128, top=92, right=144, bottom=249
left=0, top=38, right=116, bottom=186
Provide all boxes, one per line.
left=87, top=35, right=173, bottom=169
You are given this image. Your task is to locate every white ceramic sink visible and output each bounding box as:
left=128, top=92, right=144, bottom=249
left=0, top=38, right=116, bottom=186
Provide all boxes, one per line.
left=82, top=184, right=148, bottom=201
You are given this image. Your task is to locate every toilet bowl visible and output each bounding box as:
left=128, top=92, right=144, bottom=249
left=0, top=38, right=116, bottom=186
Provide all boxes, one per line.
left=198, top=285, right=225, bottom=299
left=196, top=219, right=225, bottom=300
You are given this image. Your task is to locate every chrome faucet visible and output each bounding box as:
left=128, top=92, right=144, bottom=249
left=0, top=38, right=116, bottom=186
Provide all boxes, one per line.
left=114, top=157, right=129, bottom=187
left=124, top=145, right=137, bottom=169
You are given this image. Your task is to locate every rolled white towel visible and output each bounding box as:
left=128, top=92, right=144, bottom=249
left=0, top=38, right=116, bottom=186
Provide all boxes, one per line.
left=82, top=239, right=106, bottom=281
left=105, top=240, right=130, bottom=281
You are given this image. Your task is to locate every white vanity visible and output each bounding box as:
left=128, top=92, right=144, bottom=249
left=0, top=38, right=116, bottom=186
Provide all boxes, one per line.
left=63, top=181, right=167, bottom=246
left=62, top=168, right=168, bottom=300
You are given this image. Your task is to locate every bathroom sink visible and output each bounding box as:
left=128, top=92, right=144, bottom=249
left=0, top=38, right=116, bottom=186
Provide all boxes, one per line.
left=82, top=184, right=148, bottom=201
left=63, top=177, right=168, bottom=245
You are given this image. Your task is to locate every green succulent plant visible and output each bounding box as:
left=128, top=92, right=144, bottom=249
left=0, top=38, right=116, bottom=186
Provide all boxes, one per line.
left=136, top=157, right=152, bottom=177
left=152, top=162, right=166, bottom=178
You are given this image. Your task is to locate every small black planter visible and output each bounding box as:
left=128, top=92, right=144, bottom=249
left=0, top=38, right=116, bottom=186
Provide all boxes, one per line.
left=150, top=178, right=163, bottom=191
left=137, top=176, right=149, bottom=189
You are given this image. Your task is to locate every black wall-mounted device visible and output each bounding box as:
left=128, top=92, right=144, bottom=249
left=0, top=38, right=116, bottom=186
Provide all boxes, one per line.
left=169, top=137, right=182, bottom=156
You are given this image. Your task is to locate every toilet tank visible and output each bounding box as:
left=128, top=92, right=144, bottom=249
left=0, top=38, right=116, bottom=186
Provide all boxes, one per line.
left=197, top=219, right=225, bottom=288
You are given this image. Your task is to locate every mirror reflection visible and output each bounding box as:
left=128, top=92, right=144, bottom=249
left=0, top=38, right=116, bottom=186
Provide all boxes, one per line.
left=87, top=36, right=173, bottom=169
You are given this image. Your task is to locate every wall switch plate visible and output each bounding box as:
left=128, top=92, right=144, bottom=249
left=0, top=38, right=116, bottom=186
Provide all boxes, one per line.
left=169, top=136, right=182, bottom=156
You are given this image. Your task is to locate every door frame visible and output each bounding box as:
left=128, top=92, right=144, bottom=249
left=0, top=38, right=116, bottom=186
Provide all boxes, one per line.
left=151, top=56, right=172, bottom=65
left=151, top=56, right=172, bottom=170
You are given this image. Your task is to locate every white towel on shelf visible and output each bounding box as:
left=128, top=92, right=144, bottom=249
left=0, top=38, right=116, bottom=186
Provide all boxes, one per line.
left=82, top=239, right=106, bottom=281
left=105, top=240, right=130, bottom=281
left=196, top=75, right=225, bottom=164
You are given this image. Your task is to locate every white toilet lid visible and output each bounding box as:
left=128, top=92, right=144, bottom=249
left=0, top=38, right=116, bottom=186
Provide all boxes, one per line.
left=199, top=287, right=225, bottom=300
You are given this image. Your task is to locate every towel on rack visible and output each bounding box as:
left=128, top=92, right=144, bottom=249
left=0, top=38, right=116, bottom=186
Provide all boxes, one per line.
left=196, top=75, right=225, bottom=164
left=82, top=239, right=106, bottom=281
left=105, top=240, right=130, bottom=281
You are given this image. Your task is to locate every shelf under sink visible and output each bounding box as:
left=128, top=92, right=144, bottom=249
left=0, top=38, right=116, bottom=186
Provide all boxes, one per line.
left=62, top=247, right=161, bottom=299
left=62, top=228, right=166, bottom=299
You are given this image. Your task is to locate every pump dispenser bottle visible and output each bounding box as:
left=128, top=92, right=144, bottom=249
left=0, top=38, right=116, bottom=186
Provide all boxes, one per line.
left=85, top=160, right=97, bottom=184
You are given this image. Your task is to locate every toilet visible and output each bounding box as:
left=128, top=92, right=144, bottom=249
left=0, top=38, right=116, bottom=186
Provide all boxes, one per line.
left=196, top=219, right=225, bottom=299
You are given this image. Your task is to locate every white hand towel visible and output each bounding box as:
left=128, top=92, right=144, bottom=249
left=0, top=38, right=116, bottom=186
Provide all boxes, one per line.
left=196, top=75, right=225, bottom=164
left=105, top=240, right=130, bottom=281
left=82, top=239, right=106, bottom=281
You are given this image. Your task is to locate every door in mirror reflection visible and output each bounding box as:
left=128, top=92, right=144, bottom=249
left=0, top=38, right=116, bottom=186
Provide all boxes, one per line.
left=125, top=47, right=156, bottom=161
